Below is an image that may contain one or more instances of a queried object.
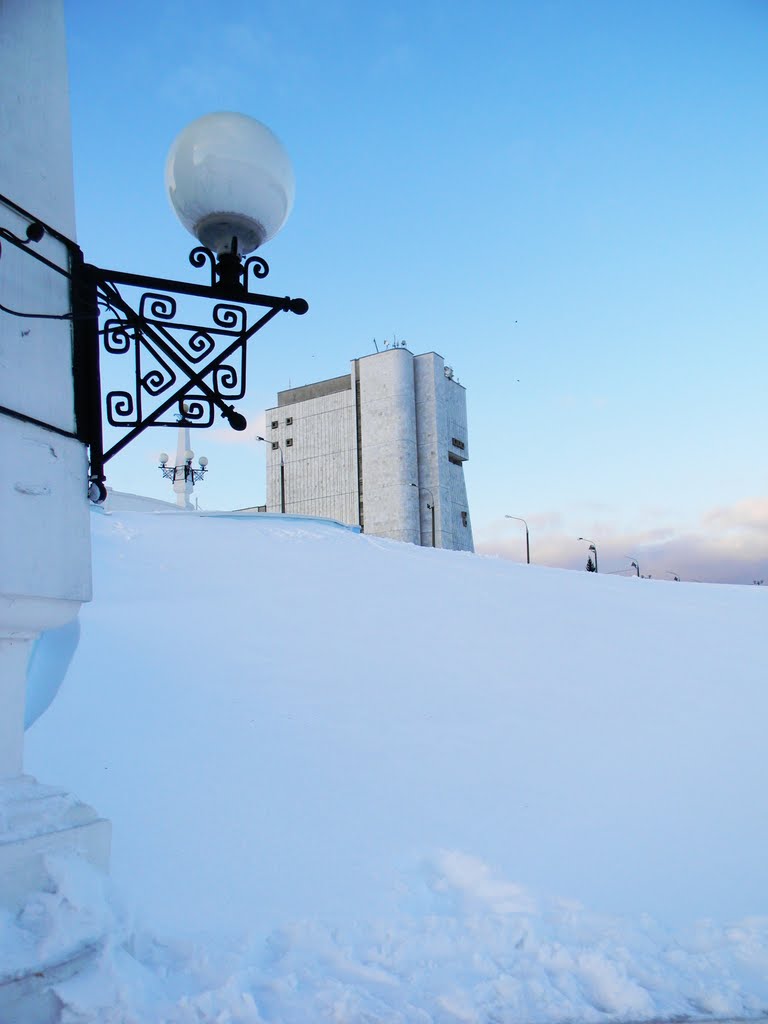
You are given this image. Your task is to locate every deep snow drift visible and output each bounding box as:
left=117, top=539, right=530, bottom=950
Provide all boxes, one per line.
left=22, top=510, right=768, bottom=1021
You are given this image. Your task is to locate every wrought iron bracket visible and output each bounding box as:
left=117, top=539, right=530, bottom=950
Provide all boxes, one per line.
left=0, top=192, right=308, bottom=503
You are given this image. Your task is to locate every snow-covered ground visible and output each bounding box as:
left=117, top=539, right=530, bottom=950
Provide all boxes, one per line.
left=21, top=510, right=768, bottom=1021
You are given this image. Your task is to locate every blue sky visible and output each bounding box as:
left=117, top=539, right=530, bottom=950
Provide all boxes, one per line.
left=63, top=0, right=768, bottom=582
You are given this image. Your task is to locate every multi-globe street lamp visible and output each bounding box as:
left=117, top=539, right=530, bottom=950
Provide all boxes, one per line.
left=0, top=111, right=307, bottom=501
left=158, top=450, right=208, bottom=484
left=505, top=515, right=530, bottom=564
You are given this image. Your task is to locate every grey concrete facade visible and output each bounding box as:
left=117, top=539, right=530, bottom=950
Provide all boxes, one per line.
left=264, top=348, right=473, bottom=551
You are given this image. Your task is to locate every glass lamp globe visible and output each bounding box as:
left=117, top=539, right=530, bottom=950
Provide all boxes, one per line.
left=159, top=452, right=169, bottom=465
left=165, top=112, right=295, bottom=255
left=184, top=449, right=194, bottom=461
left=198, top=456, right=209, bottom=467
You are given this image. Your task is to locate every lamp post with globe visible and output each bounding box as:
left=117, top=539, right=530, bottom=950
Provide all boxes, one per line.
left=2, top=111, right=308, bottom=503
left=164, top=111, right=300, bottom=295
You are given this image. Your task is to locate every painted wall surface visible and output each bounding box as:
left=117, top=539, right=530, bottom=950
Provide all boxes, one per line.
left=0, top=0, right=77, bottom=434
left=0, top=0, right=92, bottom=613
left=0, top=15, right=110, bottom=1009
left=0, top=0, right=91, bottom=773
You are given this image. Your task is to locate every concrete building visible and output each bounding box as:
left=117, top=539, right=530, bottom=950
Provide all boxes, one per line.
left=264, top=347, right=473, bottom=551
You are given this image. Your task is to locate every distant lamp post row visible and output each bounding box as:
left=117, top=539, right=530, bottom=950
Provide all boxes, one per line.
left=256, top=435, right=285, bottom=513
left=158, top=450, right=208, bottom=483
left=505, top=515, right=530, bottom=564
left=579, top=537, right=598, bottom=572
left=411, top=483, right=435, bottom=547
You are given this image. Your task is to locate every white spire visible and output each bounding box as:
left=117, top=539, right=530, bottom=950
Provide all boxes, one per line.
left=173, top=418, right=194, bottom=509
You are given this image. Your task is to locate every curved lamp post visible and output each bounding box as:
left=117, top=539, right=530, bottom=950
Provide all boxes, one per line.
left=624, top=555, right=640, bottom=577
left=0, top=111, right=307, bottom=503
left=579, top=536, right=598, bottom=572
left=411, top=483, right=435, bottom=547
left=257, top=435, right=285, bottom=513
left=505, top=515, right=530, bottom=564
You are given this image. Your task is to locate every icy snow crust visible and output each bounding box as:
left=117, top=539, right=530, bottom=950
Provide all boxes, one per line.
left=23, top=511, right=768, bottom=1021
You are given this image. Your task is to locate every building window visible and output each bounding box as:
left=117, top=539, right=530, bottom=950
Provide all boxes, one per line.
left=286, top=437, right=293, bottom=447
left=271, top=442, right=279, bottom=450
left=271, top=420, right=278, bottom=429
left=448, top=453, right=463, bottom=465
left=461, top=511, right=468, bottom=527
left=451, top=437, right=465, bottom=450
left=286, top=417, right=293, bottom=426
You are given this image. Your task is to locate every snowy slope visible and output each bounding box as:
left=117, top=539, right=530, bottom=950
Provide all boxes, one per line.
left=23, top=510, right=768, bottom=1022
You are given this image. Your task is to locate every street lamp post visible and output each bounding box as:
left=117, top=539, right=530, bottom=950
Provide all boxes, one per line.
left=505, top=515, right=530, bottom=564
left=0, top=111, right=308, bottom=503
left=579, top=537, right=598, bottom=572
left=411, top=483, right=435, bottom=547
left=256, top=435, right=285, bottom=513
left=159, top=450, right=209, bottom=506
left=625, top=555, right=640, bottom=577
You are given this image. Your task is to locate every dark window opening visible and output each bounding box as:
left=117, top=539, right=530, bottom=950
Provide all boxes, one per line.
left=461, top=511, right=468, bottom=527
left=451, top=437, right=465, bottom=450
left=286, top=438, right=293, bottom=447
left=271, top=442, right=279, bottom=450
left=448, top=453, right=463, bottom=465
left=286, top=417, right=293, bottom=425
left=271, top=420, right=278, bottom=429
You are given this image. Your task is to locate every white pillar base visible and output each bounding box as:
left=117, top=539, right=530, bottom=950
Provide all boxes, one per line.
left=0, top=775, right=112, bottom=1022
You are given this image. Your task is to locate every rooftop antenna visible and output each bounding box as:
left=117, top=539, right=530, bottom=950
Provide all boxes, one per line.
left=373, top=338, right=379, bottom=352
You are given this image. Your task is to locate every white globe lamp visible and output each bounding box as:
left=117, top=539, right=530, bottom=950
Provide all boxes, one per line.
left=165, top=112, right=295, bottom=256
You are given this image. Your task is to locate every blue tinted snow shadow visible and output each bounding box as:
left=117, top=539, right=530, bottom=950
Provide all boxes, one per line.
left=25, top=619, right=80, bottom=730
left=197, top=512, right=361, bottom=532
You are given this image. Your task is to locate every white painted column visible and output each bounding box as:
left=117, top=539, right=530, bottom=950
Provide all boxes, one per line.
left=173, top=421, right=194, bottom=508
left=0, top=2, right=113, bottom=1016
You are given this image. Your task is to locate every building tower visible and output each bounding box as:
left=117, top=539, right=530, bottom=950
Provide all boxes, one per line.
left=263, top=347, right=473, bottom=551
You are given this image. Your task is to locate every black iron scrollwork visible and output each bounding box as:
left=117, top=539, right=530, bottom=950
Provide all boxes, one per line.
left=1, top=187, right=308, bottom=504
left=188, top=244, right=270, bottom=295
left=98, top=283, right=251, bottom=432
left=189, top=246, right=217, bottom=288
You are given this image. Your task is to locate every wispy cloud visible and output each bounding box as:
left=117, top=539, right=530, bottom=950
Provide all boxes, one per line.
left=702, top=497, right=768, bottom=534
left=477, top=496, right=768, bottom=585
left=207, top=409, right=267, bottom=446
